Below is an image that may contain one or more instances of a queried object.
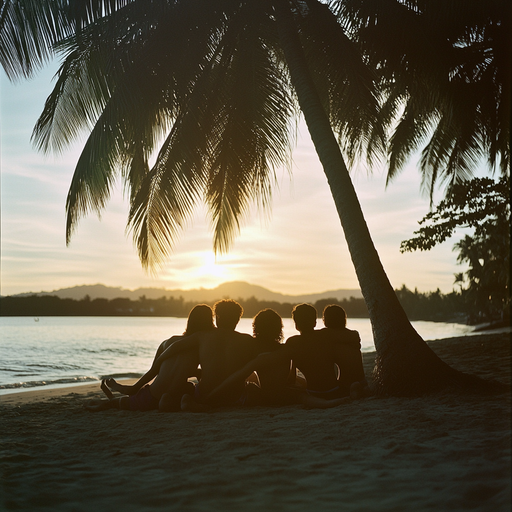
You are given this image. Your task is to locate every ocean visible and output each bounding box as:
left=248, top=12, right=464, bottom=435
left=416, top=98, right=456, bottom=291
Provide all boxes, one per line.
left=0, top=316, right=477, bottom=394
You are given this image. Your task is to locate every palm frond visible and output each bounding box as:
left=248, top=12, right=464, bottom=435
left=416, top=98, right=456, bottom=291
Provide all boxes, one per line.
left=38, top=0, right=230, bottom=248
left=299, top=0, right=386, bottom=168
left=32, top=0, right=176, bottom=152
left=126, top=8, right=231, bottom=267
left=205, top=4, right=294, bottom=253
left=31, top=45, right=112, bottom=153
left=332, top=0, right=511, bottom=196
left=0, top=0, right=136, bottom=79
left=127, top=106, right=212, bottom=269
left=0, top=0, right=65, bottom=79
left=129, top=2, right=295, bottom=265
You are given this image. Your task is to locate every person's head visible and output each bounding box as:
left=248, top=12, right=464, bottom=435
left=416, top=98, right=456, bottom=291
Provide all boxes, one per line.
left=252, top=309, right=284, bottom=344
left=184, top=304, right=215, bottom=335
left=213, top=299, right=243, bottom=330
left=291, top=303, right=317, bottom=333
left=322, top=304, right=347, bottom=329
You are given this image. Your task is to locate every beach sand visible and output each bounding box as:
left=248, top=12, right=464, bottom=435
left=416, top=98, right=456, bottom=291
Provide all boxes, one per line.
left=1, top=333, right=510, bottom=511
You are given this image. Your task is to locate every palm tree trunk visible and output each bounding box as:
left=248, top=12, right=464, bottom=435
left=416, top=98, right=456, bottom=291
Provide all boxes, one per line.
left=275, top=0, right=460, bottom=395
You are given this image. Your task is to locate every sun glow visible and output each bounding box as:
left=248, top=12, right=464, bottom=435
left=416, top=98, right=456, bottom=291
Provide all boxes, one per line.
left=177, top=250, right=237, bottom=289
left=198, top=252, right=225, bottom=279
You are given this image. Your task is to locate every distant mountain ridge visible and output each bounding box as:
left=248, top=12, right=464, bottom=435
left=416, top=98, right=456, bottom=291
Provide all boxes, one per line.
left=12, top=281, right=362, bottom=304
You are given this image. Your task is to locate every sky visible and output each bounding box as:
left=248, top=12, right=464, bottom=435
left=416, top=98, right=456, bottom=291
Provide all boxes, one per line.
left=1, top=62, right=474, bottom=297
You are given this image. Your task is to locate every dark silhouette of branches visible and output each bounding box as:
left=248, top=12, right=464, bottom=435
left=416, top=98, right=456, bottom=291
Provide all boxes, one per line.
left=1, top=288, right=468, bottom=322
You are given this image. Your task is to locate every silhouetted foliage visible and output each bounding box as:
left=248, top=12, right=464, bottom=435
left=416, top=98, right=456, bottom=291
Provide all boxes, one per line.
left=1, top=288, right=468, bottom=323
left=394, top=286, right=467, bottom=323
left=0, top=294, right=190, bottom=317
left=401, top=177, right=510, bottom=324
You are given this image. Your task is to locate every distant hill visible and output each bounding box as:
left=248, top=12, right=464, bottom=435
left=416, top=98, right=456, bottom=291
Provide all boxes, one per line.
left=12, top=281, right=362, bottom=304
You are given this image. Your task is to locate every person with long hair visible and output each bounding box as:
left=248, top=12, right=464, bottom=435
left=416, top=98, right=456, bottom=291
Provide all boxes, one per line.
left=157, top=299, right=258, bottom=409
left=103, top=304, right=214, bottom=396
left=85, top=304, right=215, bottom=412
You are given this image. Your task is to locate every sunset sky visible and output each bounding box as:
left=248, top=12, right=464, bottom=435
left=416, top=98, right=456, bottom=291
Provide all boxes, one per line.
left=1, top=62, right=477, bottom=298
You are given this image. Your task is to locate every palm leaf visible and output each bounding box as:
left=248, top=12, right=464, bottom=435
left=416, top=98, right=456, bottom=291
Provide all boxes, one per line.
left=299, top=0, right=386, bottom=167
left=0, top=0, right=135, bottom=79
left=333, top=0, right=511, bottom=196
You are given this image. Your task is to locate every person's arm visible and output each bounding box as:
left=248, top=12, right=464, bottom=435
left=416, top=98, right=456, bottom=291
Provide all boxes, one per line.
left=350, top=330, right=362, bottom=350
left=286, top=362, right=299, bottom=387
left=131, top=336, right=183, bottom=389
left=105, top=336, right=179, bottom=395
left=205, top=350, right=285, bottom=402
left=154, top=333, right=200, bottom=368
left=281, top=339, right=302, bottom=387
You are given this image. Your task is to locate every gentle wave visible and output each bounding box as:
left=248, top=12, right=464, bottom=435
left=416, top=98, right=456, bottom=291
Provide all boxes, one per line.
left=26, top=363, right=84, bottom=370
left=0, top=316, right=478, bottom=395
left=99, top=372, right=143, bottom=380
left=0, top=372, right=144, bottom=391
left=79, top=347, right=133, bottom=355
left=0, top=376, right=100, bottom=390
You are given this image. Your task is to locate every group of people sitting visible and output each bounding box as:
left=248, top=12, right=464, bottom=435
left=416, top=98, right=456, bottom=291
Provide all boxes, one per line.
left=85, top=300, right=369, bottom=412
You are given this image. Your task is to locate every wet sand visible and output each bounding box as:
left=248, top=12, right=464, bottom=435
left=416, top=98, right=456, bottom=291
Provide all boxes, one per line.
left=1, top=333, right=510, bottom=511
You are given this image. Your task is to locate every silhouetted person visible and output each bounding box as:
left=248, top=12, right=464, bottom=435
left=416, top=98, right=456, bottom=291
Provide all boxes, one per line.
left=321, top=304, right=369, bottom=398
left=206, top=305, right=352, bottom=409
left=283, top=303, right=344, bottom=399
left=248, top=309, right=296, bottom=403
left=155, top=299, right=259, bottom=410
left=104, top=304, right=214, bottom=397
left=84, top=304, right=215, bottom=412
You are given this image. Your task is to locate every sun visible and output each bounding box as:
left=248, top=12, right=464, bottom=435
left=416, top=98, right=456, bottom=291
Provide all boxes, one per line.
left=196, top=251, right=226, bottom=280
left=161, top=249, right=241, bottom=290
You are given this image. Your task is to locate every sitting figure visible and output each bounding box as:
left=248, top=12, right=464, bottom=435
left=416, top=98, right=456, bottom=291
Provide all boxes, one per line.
left=205, top=304, right=355, bottom=409
left=284, top=303, right=345, bottom=401
left=156, top=299, right=257, bottom=410
left=241, top=308, right=297, bottom=406
left=84, top=304, right=215, bottom=412
left=321, top=304, right=370, bottom=398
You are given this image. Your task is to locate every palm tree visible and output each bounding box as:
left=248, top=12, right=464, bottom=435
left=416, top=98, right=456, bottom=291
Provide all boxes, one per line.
left=1, top=0, right=496, bottom=394
left=335, top=0, right=511, bottom=197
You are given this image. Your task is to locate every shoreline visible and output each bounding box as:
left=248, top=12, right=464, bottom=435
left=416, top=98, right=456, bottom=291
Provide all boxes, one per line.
left=2, top=319, right=503, bottom=396
left=1, top=332, right=509, bottom=404
left=1, top=332, right=510, bottom=511
left=0, top=378, right=138, bottom=404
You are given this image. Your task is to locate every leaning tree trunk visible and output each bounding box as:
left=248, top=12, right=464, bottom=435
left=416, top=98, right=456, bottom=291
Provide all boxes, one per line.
left=275, top=0, right=462, bottom=395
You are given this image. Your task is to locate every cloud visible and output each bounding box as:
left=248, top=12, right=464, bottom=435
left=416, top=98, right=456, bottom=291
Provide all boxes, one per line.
left=1, top=68, right=472, bottom=297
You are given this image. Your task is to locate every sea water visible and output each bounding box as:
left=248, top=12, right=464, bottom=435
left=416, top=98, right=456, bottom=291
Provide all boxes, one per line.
left=0, top=316, right=476, bottom=394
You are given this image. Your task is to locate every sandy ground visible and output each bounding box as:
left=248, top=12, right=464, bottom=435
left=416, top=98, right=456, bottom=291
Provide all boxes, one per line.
left=0, top=333, right=510, bottom=512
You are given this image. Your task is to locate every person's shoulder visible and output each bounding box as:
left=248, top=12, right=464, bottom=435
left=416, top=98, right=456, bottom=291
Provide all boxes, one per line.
left=258, top=339, right=284, bottom=354
left=187, top=330, right=217, bottom=344
left=162, top=334, right=184, bottom=350
left=336, top=327, right=361, bottom=347
left=235, top=331, right=254, bottom=341
left=321, top=326, right=361, bottom=344
left=315, top=328, right=338, bottom=341
left=344, top=327, right=360, bottom=339
left=284, top=334, right=301, bottom=345
left=284, top=333, right=313, bottom=353
left=324, top=326, right=359, bottom=337
left=220, top=330, right=253, bottom=345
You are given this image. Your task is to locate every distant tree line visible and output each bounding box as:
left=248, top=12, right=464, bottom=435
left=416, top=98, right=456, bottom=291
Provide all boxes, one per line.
left=1, top=286, right=470, bottom=323
left=401, top=177, right=510, bottom=325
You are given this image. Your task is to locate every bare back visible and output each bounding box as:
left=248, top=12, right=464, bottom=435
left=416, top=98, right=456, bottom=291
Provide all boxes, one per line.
left=320, top=327, right=365, bottom=388
left=284, top=331, right=338, bottom=392
left=252, top=341, right=292, bottom=393
left=197, top=329, right=258, bottom=403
